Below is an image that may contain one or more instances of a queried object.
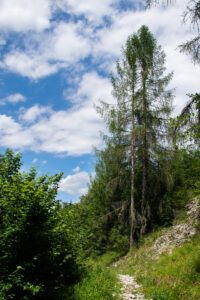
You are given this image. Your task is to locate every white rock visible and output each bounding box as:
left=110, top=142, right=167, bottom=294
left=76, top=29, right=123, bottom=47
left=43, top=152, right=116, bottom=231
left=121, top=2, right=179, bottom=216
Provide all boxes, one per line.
left=118, top=274, right=146, bottom=300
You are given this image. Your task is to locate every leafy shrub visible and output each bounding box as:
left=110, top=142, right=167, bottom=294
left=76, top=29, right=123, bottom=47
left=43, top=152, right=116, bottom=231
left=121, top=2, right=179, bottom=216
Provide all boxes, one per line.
left=0, top=150, right=80, bottom=299
left=108, top=227, right=129, bottom=254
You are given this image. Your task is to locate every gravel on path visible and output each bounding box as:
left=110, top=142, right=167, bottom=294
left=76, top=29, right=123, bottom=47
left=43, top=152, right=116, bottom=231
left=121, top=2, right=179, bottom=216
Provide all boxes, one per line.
left=118, top=274, right=146, bottom=300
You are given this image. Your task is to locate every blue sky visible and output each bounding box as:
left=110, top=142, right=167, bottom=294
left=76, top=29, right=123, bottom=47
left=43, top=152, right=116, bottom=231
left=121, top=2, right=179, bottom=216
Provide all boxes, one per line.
left=0, top=0, right=199, bottom=203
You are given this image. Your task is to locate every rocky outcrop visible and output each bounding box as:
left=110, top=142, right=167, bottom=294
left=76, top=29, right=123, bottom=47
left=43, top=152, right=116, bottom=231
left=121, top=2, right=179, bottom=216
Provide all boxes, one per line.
left=151, top=199, right=199, bottom=257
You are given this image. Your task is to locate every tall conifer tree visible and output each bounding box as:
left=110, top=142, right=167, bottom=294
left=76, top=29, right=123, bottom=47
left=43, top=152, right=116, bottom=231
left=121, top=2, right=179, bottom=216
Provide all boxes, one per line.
left=99, top=26, right=173, bottom=247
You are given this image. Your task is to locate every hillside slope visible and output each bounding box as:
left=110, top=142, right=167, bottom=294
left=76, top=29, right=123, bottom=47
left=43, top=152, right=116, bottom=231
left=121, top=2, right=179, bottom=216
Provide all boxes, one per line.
left=112, top=198, right=200, bottom=299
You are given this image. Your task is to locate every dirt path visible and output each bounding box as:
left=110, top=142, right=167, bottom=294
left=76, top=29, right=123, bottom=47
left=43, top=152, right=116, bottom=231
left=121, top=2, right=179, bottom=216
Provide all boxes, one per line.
left=116, top=199, right=199, bottom=299
left=118, top=274, right=146, bottom=300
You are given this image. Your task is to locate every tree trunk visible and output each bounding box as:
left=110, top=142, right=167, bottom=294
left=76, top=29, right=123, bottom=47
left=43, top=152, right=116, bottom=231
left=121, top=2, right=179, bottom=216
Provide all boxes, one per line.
left=130, top=94, right=136, bottom=248
left=140, top=146, right=147, bottom=235
left=140, top=75, right=148, bottom=235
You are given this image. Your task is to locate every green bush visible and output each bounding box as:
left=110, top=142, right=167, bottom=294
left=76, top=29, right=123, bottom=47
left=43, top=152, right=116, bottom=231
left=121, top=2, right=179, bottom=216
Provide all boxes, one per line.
left=108, top=227, right=129, bottom=254
left=0, top=150, right=80, bottom=299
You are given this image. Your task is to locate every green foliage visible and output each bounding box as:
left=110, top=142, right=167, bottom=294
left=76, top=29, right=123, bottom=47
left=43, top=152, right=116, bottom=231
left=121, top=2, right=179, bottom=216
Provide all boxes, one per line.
left=0, top=150, right=80, bottom=299
left=108, top=227, right=129, bottom=254
left=61, top=195, right=129, bottom=259
left=194, top=253, right=200, bottom=273
left=57, top=28, right=200, bottom=263
left=84, top=25, right=175, bottom=252
left=151, top=289, right=172, bottom=300
left=172, top=93, right=200, bottom=146
left=61, top=199, right=98, bottom=258
left=168, top=149, right=200, bottom=209
left=73, top=26, right=199, bottom=256
left=93, top=251, right=123, bottom=267
left=68, top=264, right=121, bottom=300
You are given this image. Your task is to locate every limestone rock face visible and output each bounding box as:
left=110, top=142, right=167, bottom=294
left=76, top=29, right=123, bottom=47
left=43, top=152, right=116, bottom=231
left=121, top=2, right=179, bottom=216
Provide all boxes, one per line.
left=151, top=199, right=199, bottom=258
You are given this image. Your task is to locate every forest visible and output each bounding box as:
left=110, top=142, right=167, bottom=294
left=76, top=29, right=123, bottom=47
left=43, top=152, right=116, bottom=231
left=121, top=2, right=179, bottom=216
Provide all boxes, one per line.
left=0, top=0, right=200, bottom=299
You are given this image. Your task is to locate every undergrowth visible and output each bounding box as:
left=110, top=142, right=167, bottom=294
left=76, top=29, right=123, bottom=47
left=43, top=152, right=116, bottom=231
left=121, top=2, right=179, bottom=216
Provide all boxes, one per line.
left=66, top=202, right=200, bottom=300
left=66, top=252, right=122, bottom=300
left=113, top=212, right=200, bottom=300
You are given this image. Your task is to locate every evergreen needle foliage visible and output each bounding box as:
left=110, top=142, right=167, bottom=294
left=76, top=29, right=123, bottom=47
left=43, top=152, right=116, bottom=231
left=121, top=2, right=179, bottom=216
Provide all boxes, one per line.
left=86, top=25, right=174, bottom=251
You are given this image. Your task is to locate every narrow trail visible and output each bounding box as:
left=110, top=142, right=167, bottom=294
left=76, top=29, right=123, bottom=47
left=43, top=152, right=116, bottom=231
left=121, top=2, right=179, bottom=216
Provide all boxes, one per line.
left=118, top=274, right=146, bottom=300
left=117, top=199, right=199, bottom=299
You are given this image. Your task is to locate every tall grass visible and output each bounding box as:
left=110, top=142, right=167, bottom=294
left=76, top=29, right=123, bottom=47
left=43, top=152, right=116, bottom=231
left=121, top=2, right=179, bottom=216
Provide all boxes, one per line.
left=67, top=263, right=121, bottom=300
left=114, top=226, right=200, bottom=299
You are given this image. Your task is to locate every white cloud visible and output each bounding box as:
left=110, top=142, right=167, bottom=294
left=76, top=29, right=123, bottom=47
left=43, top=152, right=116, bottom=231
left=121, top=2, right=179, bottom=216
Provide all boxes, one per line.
left=51, top=22, right=91, bottom=62
left=66, top=71, right=113, bottom=105
left=0, top=115, right=21, bottom=134
left=93, top=0, right=200, bottom=113
left=29, top=105, right=104, bottom=155
left=32, top=158, right=38, bottom=163
left=59, top=171, right=90, bottom=195
left=19, top=105, right=52, bottom=123
left=0, top=0, right=199, bottom=160
left=55, top=0, right=118, bottom=24
left=2, top=0, right=199, bottom=109
left=0, top=93, right=26, bottom=105
left=2, top=21, right=91, bottom=79
left=32, top=158, right=46, bottom=165
left=72, top=166, right=80, bottom=173
left=0, top=115, right=34, bottom=148
left=0, top=73, right=109, bottom=155
left=3, top=52, right=61, bottom=80
left=0, top=0, right=51, bottom=32
left=94, top=3, right=190, bottom=60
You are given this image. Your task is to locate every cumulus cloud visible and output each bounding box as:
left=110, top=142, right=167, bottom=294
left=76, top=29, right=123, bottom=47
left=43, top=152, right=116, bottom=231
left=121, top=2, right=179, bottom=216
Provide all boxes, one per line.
left=0, top=115, right=21, bottom=134
left=94, top=2, right=190, bottom=60
left=0, top=93, right=26, bottom=105
left=0, top=115, right=34, bottom=148
left=3, top=51, right=62, bottom=80
left=65, top=71, right=113, bottom=105
left=0, top=0, right=51, bottom=32
left=59, top=171, right=90, bottom=195
left=50, top=22, right=91, bottom=62
left=93, top=0, right=200, bottom=113
left=29, top=105, right=104, bottom=155
left=2, top=21, right=91, bottom=79
left=0, top=72, right=110, bottom=155
left=1, top=0, right=199, bottom=114
left=72, top=166, right=80, bottom=173
left=0, top=0, right=199, bottom=158
left=54, top=0, right=118, bottom=24
left=19, top=105, right=52, bottom=123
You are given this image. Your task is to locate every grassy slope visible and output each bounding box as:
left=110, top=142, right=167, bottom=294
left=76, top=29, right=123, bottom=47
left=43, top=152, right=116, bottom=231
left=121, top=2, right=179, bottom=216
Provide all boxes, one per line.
left=112, top=215, right=200, bottom=299
left=67, top=203, right=200, bottom=300
left=65, top=252, right=122, bottom=300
